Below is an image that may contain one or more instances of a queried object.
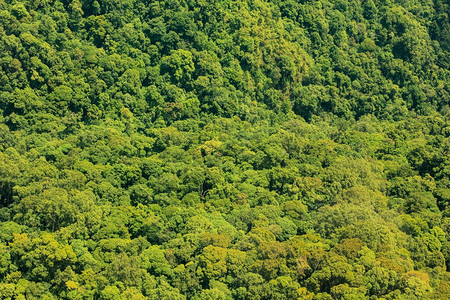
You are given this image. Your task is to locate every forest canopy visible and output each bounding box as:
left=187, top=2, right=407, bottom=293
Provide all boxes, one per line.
left=0, top=0, right=449, bottom=299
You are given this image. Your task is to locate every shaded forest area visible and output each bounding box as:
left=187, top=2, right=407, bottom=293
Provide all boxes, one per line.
left=0, top=0, right=449, bottom=299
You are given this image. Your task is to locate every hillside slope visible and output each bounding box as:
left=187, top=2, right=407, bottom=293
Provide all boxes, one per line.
left=0, top=0, right=449, bottom=299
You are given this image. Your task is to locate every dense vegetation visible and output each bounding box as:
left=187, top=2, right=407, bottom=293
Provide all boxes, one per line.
left=0, top=0, right=449, bottom=299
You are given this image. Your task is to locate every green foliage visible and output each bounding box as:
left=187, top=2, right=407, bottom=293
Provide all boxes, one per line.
left=0, top=0, right=448, bottom=299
